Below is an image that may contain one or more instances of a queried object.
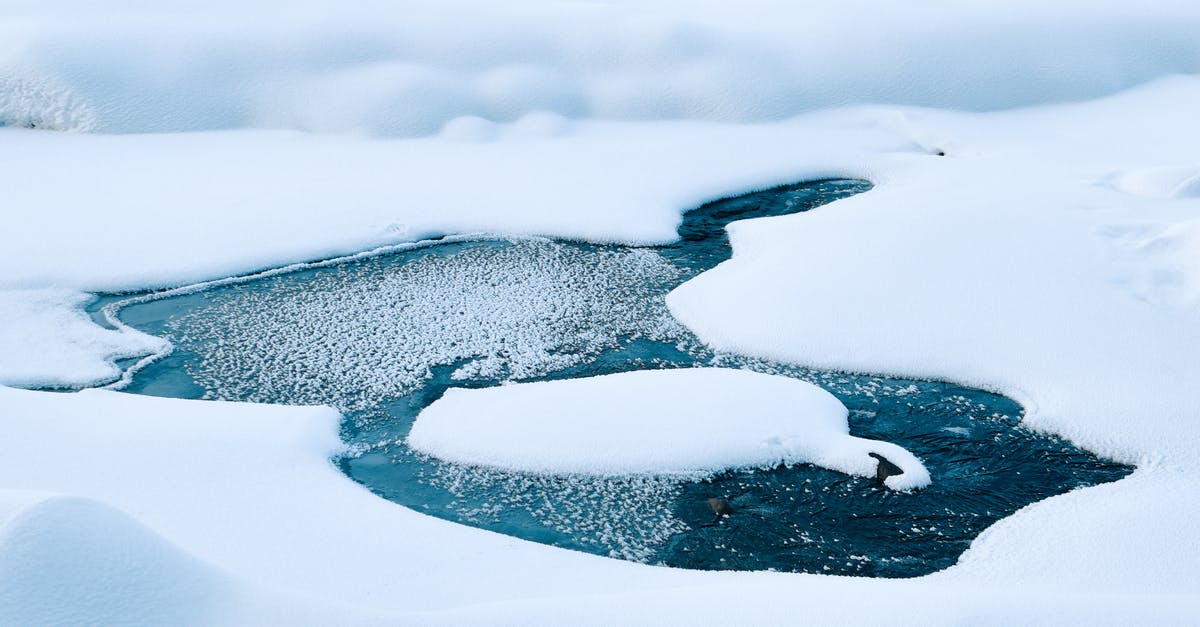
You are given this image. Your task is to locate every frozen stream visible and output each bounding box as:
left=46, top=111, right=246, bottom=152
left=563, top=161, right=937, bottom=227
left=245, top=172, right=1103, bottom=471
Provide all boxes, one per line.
left=94, top=180, right=1131, bottom=576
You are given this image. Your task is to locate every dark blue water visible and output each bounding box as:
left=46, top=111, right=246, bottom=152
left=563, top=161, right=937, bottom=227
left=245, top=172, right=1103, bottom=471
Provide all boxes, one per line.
left=94, top=180, right=1131, bottom=576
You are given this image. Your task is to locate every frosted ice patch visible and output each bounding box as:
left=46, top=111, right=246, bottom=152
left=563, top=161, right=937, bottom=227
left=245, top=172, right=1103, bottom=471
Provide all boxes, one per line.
left=165, top=240, right=690, bottom=412
left=408, top=368, right=930, bottom=490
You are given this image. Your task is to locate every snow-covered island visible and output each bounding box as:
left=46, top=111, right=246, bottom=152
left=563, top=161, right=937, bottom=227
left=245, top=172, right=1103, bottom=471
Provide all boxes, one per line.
left=3, top=0, right=1200, bottom=624
left=409, top=368, right=930, bottom=490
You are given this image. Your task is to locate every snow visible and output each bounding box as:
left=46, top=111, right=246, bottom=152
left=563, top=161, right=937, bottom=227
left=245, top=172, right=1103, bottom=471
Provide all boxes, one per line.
left=0, top=289, right=166, bottom=388
left=1111, top=164, right=1200, bottom=199
left=409, top=368, right=930, bottom=490
left=2, top=0, right=1200, bottom=624
left=0, top=490, right=233, bottom=625
left=0, top=385, right=704, bottom=622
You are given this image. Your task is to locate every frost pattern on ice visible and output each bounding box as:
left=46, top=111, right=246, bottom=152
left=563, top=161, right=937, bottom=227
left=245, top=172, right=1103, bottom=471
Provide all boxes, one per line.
left=166, top=240, right=689, bottom=412
left=161, top=239, right=697, bottom=563
left=419, top=461, right=690, bottom=563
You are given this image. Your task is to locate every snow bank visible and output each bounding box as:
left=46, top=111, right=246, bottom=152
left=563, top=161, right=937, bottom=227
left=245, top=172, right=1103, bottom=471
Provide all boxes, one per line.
left=3, top=1, right=1200, bottom=134
left=0, top=121, right=880, bottom=293
left=0, top=289, right=166, bottom=388
left=409, top=368, right=929, bottom=490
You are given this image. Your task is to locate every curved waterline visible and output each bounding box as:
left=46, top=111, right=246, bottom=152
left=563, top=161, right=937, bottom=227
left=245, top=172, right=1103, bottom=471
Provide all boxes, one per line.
left=93, top=179, right=1132, bottom=576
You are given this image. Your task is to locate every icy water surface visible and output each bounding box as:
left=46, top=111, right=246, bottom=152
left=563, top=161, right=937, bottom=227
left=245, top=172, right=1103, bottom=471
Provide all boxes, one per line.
left=97, top=180, right=1132, bottom=576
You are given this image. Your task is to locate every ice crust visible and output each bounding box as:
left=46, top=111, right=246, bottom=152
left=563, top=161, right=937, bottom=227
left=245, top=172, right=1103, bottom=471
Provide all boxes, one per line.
left=409, top=368, right=930, bottom=490
left=166, top=240, right=689, bottom=411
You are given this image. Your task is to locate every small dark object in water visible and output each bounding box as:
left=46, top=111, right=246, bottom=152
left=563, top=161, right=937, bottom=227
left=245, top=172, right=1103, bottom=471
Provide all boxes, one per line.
left=869, top=452, right=904, bottom=486
left=707, top=497, right=733, bottom=517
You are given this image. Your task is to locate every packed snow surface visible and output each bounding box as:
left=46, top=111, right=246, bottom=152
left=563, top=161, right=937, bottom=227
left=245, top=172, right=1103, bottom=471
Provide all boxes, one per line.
left=409, top=368, right=929, bottom=490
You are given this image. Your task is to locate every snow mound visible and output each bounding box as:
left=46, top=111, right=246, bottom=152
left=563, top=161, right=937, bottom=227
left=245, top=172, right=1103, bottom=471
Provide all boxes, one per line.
left=0, top=490, right=231, bottom=625
left=1110, top=164, right=1200, bottom=199
left=408, top=368, right=930, bottom=490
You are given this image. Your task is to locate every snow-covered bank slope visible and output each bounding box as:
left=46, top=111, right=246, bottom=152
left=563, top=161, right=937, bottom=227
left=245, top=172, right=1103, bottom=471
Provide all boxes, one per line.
left=2, top=1, right=1200, bottom=134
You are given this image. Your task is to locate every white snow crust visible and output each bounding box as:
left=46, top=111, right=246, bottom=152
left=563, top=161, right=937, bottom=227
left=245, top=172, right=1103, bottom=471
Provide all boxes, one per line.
left=3, top=1, right=1200, bottom=624
left=409, top=368, right=930, bottom=490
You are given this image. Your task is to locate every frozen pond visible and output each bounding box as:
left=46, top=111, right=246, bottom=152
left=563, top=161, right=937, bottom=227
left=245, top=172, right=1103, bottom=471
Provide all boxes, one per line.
left=94, top=180, right=1131, bottom=576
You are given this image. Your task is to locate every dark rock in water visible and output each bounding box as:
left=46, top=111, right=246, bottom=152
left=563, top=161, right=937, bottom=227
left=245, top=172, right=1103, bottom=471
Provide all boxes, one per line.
left=707, top=497, right=733, bottom=517
left=868, top=452, right=905, bottom=486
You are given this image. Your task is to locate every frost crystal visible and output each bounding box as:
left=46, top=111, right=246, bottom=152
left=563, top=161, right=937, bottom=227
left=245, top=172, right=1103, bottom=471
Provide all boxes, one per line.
left=167, top=240, right=688, bottom=412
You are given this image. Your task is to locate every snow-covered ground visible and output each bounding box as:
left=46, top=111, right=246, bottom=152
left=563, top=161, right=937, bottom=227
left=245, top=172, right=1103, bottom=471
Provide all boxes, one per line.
left=3, top=1, right=1200, bottom=624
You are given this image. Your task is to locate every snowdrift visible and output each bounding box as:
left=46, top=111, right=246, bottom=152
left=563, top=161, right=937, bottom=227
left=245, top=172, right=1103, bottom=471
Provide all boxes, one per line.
left=0, top=491, right=231, bottom=625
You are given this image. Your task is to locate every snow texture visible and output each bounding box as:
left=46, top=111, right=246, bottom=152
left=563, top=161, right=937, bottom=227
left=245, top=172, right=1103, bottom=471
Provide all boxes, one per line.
left=409, top=368, right=930, bottom=490
left=0, top=289, right=166, bottom=388
left=2, top=1, right=1200, bottom=624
